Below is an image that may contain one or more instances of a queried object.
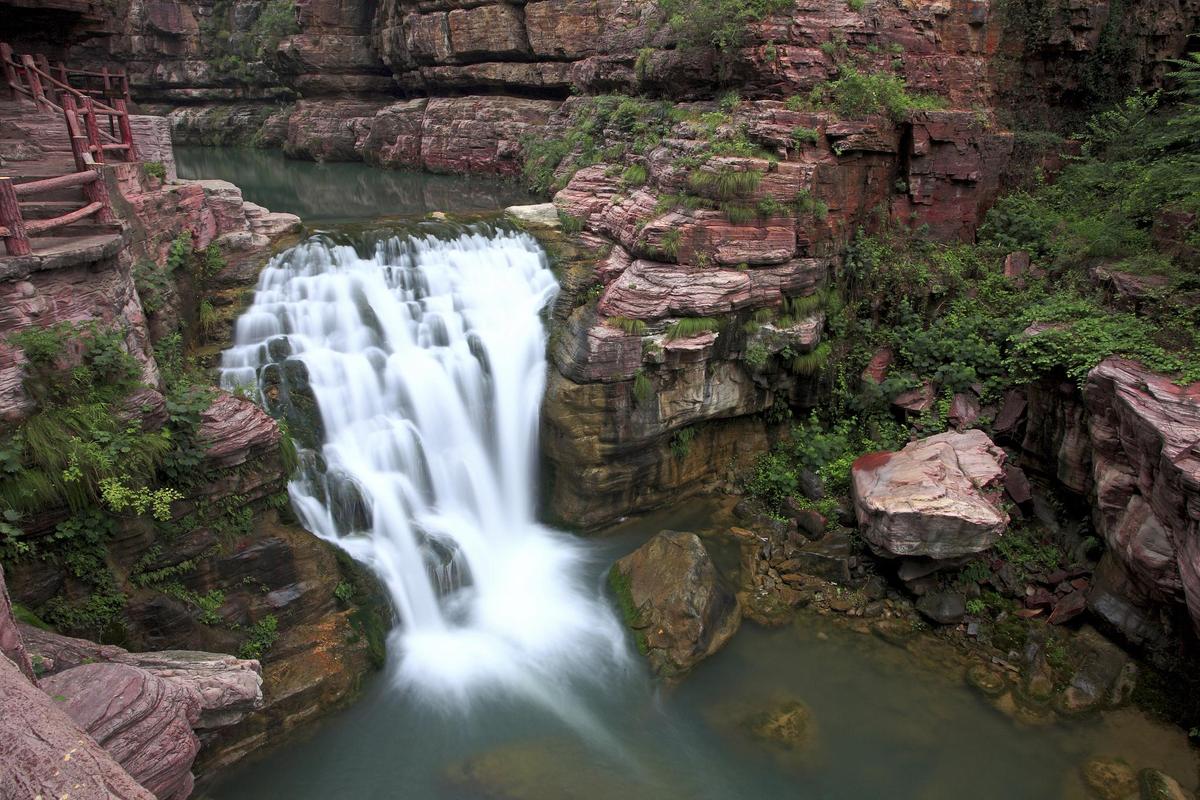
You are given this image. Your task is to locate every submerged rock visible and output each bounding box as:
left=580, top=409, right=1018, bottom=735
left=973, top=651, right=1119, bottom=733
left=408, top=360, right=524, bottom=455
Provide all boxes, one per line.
left=1081, top=756, right=1137, bottom=800
left=1138, top=768, right=1191, bottom=800
left=610, top=531, right=741, bottom=678
left=851, top=430, right=1008, bottom=559
left=446, top=737, right=687, bottom=800
left=742, top=698, right=815, bottom=751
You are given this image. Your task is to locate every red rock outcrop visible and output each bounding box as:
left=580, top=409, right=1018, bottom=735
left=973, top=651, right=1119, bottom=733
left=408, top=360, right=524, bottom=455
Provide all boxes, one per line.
left=1084, top=358, right=1200, bottom=635
left=0, top=653, right=155, bottom=800
left=0, top=565, right=34, bottom=682
left=19, top=624, right=265, bottom=731
left=40, top=663, right=203, bottom=800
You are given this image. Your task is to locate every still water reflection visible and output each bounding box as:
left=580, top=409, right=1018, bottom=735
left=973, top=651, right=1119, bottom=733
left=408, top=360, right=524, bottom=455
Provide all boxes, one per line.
left=175, top=146, right=541, bottom=223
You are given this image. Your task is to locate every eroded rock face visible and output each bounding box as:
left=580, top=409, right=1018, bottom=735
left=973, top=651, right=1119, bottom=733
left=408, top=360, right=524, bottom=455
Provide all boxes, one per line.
left=18, top=625, right=264, bottom=731
left=40, top=662, right=202, bottom=800
left=0, top=654, right=154, bottom=800
left=611, top=531, right=740, bottom=678
left=1084, top=358, right=1200, bottom=636
left=0, top=565, right=34, bottom=682
left=851, top=430, right=1009, bottom=559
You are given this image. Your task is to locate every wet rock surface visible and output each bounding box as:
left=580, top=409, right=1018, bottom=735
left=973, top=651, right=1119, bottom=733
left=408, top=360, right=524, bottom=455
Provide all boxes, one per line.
left=611, top=531, right=741, bottom=678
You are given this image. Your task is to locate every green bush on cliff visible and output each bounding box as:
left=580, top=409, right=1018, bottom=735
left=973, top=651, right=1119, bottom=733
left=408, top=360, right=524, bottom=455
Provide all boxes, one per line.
left=805, top=66, right=947, bottom=120
left=657, top=0, right=792, bottom=54
left=665, top=317, right=721, bottom=340
left=238, top=614, right=279, bottom=660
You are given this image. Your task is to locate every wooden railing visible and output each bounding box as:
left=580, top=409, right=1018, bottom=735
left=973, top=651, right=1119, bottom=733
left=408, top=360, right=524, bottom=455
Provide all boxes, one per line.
left=1, top=42, right=137, bottom=163
left=0, top=43, right=129, bottom=256
left=0, top=170, right=114, bottom=256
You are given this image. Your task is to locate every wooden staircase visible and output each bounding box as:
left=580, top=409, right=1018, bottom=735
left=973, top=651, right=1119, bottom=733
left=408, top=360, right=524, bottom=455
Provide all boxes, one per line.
left=0, top=42, right=136, bottom=258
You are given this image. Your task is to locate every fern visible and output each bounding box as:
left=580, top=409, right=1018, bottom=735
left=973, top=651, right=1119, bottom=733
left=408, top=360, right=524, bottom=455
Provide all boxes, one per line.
left=657, top=228, right=683, bottom=261
left=633, top=370, right=656, bottom=405
left=622, top=164, right=649, bottom=187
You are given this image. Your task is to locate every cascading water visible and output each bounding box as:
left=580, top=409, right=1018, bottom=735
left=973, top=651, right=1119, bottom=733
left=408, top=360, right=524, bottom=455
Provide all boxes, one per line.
left=220, top=225, right=629, bottom=713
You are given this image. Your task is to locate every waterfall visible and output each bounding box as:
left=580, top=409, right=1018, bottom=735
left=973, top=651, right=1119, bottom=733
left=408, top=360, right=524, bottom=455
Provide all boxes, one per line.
left=220, top=225, right=629, bottom=709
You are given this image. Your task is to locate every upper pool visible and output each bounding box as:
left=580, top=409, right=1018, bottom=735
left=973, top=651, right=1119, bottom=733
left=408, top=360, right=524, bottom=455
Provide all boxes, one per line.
left=174, top=146, right=541, bottom=223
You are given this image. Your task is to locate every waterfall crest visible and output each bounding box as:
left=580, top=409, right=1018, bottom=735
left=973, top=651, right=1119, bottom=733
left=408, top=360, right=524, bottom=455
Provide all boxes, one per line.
left=220, top=225, right=628, bottom=706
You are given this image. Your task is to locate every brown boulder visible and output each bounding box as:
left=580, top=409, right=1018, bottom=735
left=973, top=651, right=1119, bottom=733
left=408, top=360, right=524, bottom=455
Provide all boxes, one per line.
left=610, top=531, right=741, bottom=678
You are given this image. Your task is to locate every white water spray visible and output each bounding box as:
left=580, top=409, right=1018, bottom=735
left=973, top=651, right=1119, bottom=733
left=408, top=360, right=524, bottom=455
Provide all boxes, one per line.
left=220, top=226, right=629, bottom=711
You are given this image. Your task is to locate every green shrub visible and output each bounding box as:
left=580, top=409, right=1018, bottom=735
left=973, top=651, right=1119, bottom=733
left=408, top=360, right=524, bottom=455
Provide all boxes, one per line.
left=238, top=615, right=279, bottom=660
left=720, top=202, right=757, bottom=224
left=558, top=212, right=585, bottom=233
left=809, top=65, right=946, bottom=120
left=656, top=0, right=792, bottom=54
left=522, top=136, right=572, bottom=194
left=791, top=127, right=819, bottom=148
left=744, top=341, right=770, bottom=369
left=657, top=228, right=684, bottom=261
left=143, top=161, right=166, bottom=181
left=670, top=426, right=697, bottom=458
left=622, top=164, right=649, bottom=187
left=790, top=341, right=832, bottom=375
left=688, top=167, right=763, bottom=200
left=633, top=370, right=656, bottom=406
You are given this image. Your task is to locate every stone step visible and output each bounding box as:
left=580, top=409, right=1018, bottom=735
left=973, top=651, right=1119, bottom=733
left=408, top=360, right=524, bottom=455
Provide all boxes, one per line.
left=17, top=199, right=87, bottom=219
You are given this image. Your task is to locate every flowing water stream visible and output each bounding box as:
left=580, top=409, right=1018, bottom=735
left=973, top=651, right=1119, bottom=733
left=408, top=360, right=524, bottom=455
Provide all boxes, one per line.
left=219, top=226, right=630, bottom=723
left=187, top=148, right=1198, bottom=800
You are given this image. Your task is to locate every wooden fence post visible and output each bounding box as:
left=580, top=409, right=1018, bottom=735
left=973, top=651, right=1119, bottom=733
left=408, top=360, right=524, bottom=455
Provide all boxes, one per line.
left=82, top=97, right=104, bottom=163
left=20, top=55, right=48, bottom=111
left=0, top=44, right=18, bottom=101
left=120, top=70, right=130, bottom=103
left=83, top=168, right=115, bottom=224
left=34, top=54, right=55, bottom=103
left=114, top=99, right=137, bottom=161
left=0, top=178, right=31, bottom=257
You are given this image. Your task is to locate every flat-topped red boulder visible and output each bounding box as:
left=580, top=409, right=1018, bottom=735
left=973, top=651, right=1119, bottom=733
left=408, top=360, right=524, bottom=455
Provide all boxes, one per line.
left=851, top=430, right=1009, bottom=559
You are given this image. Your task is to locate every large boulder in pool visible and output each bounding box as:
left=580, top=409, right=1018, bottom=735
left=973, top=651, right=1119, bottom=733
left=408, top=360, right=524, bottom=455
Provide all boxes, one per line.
left=610, top=531, right=740, bottom=678
left=851, top=430, right=1008, bottom=559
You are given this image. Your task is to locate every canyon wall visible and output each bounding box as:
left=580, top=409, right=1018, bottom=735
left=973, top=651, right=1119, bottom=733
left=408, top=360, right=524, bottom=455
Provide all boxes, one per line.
left=0, top=114, right=387, bottom=777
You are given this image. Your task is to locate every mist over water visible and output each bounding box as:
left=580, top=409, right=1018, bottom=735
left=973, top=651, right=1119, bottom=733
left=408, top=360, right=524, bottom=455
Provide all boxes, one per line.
left=220, top=226, right=630, bottom=717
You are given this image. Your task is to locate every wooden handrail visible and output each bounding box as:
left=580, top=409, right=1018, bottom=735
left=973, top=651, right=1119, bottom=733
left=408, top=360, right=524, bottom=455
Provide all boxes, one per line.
left=13, top=170, right=100, bottom=197
left=25, top=201, right=104, bottom=234
left=1, top=169, right=114, bottom=256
